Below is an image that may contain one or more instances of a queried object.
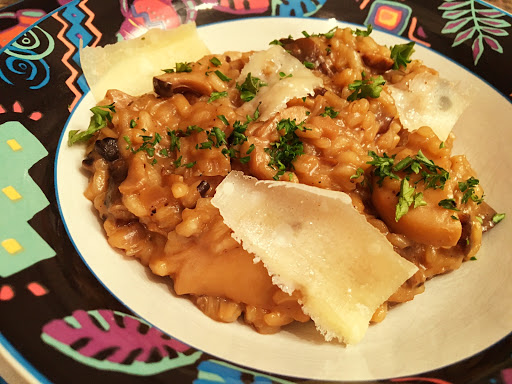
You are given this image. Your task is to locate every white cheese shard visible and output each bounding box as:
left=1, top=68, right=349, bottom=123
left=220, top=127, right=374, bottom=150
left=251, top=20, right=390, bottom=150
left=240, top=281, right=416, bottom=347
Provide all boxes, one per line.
left=237, top=45, right=323, bottom=120
left=389, top=72, right=472, bottom=141
left=211, top=171, right=418, bottom=345
left=80, top=23, right=210, bottom=101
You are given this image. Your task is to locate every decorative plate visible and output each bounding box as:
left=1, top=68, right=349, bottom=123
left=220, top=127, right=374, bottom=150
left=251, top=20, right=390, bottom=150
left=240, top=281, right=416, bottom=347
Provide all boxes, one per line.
left=1, top=0, right=511, bottom=383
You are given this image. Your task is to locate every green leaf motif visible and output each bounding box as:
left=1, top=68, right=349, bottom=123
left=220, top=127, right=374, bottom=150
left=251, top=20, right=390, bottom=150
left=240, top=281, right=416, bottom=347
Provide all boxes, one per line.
left=452, top=27, right=476, bottom=46
left=442, top=9, right=471, bottom=19
left=442, top=17, right=472, bottom=33
left=476, top=9, right=507, bottom=18
left=481, top=26, right=509, bottom=36
left=478, top=18, right=511, bottom=28
left=472, top=35, right=484, bottom=65
left=438, top=1, right=471, bottom=10
left=483, top=35, right=504, bottom=53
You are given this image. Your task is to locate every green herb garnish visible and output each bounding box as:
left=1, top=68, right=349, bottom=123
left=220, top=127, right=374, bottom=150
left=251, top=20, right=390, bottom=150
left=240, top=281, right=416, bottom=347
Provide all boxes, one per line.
left=265, top=119, right=305, bottom=180
left=395, top=177, right=427, bottom=221
left=209, top=57, right=221, bottom=67
left=320, top=106, right=339, bottom=118
left=217, top=115, right=229, bottom=126
left=303, top=61, right=315, bottom=69
left=236, top=73, right=267, bottom=102
left=458, top=177, right=484, bottom=204
left=269, top=39, right=283, bottom=46
left=390, top=42, right=415, bottom=70
left=68, top=103, right=116, bottom=145
left=367, top=151, right=399, bottom=185
left=279, top=71, right=293, bottom=79
left=348, top=72, right=385, bottom=101
left=353, top=24, right=373, bottom=37
left=130, top=119, right=137, bottom=128
left=438, top=198, right=459, bottom=211
left=350, top=167, right=364, bottom=180
left=492, top=213, right=506, bottom=224
left=215, top=70, right=231, bottom=82
left=162, top=62, right=192, bottom=73
left=208, top=91, right=228, bottom=103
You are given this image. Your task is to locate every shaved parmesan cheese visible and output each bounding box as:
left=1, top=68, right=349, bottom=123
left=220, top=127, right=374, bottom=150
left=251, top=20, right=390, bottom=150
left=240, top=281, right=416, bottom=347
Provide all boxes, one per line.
left=81, top=23, right=210, bottom=101
left=211, top=171, right=418, bottom=345
left=237, top=45, right=323, bottom=120
left=389, top=72, right=472, bottom=141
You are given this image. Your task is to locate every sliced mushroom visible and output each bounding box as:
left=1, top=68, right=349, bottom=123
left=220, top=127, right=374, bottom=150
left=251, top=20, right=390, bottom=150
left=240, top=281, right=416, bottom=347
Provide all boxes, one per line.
left=362, top=52, right=394, bottom=72
left=95, top=137, right=120, bottom=162
left=280, top=37, right=335, bottom=76
left=153, top=72, right=213, bottom=98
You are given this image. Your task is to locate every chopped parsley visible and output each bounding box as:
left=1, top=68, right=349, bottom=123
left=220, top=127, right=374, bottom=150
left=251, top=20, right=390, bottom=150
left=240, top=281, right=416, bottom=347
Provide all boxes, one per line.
left=162, top=62, right=192, bottom=73
left=458, top=177, right=484, bottom=204
left=320, top=106, right=339, bottom=118
left=439, top=141, right=445, bottom=149
left=475, top=216, right=483, bottom=224
left=492, top=213, right=506, bottom=224
left=348, top=72, right=385, bottom=101
left=279, top=71, right=293, bottom=79
left=269, top=39, right=283, bottom=46
left=209, top=57, right=222, bottom=67
left=124, top=132, right=162, bottom=159
left=215, top=70, right=231, bottom=82
left=438, top=198, right=459, bottom=211
left=159, top=148, right=169, bottom=157
left=68, top=103, right=116, bottom=145
left=265, top=119, right=305, bottom=180
left=217, top=115, right=229, bottom=126
left=303, top=61, right=315, bottom=69
left=395, top=177, right=427, bottom=221
left=353, top=24, right=373, bottom=37
left=470, top=256, right=477, bottom=261
left=208, top=91, right=228, bottom=103
left=196, top=141, right=213, bottom=150
left=236, top=73, right=267, bottom=102
left=302, top=27, right=338, bottom=39
left=350, top=167, right=365, bottom=180
left=168, top=130, right=181, bottom=151
left=451, top=215, right=459, bottom=220
left=390, top=42, right=415, bottom=70
left=367, top=151, right=399, bottom=186
left=173, top=155, right=195, bottom=169
left=130, top=119, right=137, bottom=128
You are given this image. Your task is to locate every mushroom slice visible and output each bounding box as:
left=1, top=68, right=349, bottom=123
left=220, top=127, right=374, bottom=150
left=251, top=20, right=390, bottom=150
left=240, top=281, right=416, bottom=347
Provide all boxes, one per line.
left=153, top=72, right=213, bottom=98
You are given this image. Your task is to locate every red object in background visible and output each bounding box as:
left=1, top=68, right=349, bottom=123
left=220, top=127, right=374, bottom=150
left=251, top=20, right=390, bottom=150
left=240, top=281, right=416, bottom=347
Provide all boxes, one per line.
left=0, top=9, right=46, bottom=48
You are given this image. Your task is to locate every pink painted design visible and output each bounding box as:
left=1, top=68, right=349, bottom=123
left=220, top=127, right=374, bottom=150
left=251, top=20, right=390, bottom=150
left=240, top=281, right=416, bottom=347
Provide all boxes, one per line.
left=0, top=285, right=15, bottom=301
left=477, top=10, right=503, bottom=17
left=215, top=0, right=269, bottom=14
left=439, top=2, right=468, bottom=10
left=42, top=309, right=191, bottom=364
left=417, top=25, right=427, bottom=38
left=27, top=282, right=48, bottom=296
left=502, top=368, right=512, bottom=384
left=472, top=35, right=484, bottom=63
left=29, top=111, right=42, bottom=121
left=12, top=101, right=23, bottom=113
left=392, top=377, right=453, bottom=384
left=119, top=0, right=181, bottom=40
left=408, top=17, right=431, bottom=47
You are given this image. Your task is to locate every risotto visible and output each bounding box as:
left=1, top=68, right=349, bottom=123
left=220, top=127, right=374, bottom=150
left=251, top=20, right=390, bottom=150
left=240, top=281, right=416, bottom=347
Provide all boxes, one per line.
left=74, top=26, right=504, bottom=337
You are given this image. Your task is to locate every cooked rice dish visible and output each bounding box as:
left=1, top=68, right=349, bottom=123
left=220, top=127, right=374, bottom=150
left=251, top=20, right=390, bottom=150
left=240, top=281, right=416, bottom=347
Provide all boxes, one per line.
left=76, top=26, right=503, bottom=339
